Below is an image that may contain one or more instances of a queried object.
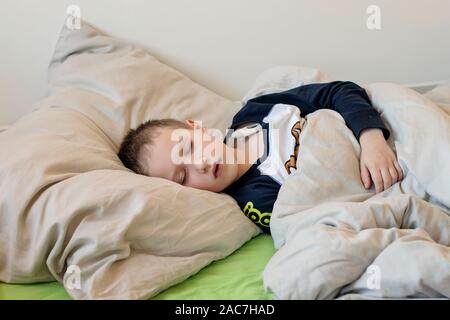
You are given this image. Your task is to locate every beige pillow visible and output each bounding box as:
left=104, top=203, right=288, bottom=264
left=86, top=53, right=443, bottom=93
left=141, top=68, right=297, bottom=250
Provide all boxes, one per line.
left=0, top=18, right=260, bottom=299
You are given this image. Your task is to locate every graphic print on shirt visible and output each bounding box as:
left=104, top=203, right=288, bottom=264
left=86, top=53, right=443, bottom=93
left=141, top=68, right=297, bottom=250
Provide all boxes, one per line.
left=258, top=103, right=306, bottom=185
left=284, top=120, right=303, bottom=174
left=243, top=201, right=271, bottom=229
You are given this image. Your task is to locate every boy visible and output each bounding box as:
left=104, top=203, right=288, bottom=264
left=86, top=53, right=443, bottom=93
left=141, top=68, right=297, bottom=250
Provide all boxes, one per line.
left=118, top=81, right=403, bottom=233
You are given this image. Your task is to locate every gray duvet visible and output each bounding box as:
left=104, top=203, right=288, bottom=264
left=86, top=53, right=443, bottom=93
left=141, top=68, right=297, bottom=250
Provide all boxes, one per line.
left=263, top=82, right=450, bottom=299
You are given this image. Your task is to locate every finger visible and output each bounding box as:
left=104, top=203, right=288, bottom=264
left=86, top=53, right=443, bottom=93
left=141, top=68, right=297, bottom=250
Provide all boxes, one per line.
left=380, top=168, right=392, bottom=191
left=360, top=163, right=372, bottom=189
left=394, top=161, right=404, bottom=180
left=371, top=169, right=383, bottom=193
left=388, top=166, right=398, bottom=183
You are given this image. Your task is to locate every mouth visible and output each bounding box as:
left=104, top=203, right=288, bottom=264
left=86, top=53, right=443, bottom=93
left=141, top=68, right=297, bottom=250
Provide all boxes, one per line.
left=213, top=163, right=222, bottom=178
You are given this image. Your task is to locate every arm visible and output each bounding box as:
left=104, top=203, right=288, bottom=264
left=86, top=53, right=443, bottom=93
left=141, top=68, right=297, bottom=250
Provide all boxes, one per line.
left=249, top=81, right=402, bottom=193
left=248, top=81, right=390, bottom=142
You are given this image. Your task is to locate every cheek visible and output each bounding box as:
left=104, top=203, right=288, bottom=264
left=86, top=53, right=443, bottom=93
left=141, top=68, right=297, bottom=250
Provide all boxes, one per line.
left=225, top=163, right=237, bottom=180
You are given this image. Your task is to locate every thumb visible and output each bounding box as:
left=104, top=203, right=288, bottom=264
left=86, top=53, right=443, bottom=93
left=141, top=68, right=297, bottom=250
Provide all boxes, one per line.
left=361, top=163, right=371, bottom=189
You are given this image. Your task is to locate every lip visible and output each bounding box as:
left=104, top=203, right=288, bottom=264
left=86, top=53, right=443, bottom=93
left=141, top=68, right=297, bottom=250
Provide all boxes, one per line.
left=213, top=163, right=223, bottom=178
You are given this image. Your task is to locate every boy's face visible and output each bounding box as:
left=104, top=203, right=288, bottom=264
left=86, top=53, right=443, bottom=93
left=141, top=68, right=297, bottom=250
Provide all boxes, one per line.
left=139, top=120, right=240, bottom=192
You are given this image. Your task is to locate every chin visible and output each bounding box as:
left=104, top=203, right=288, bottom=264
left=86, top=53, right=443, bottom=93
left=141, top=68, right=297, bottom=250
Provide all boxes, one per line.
left=198, top=183, right=221, bottom=193
left=211, top=185, right=224, bottom=193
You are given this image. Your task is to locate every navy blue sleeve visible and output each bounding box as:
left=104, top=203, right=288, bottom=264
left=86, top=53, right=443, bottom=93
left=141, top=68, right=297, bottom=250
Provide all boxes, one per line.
left=246, top=81, right=390, bottom=141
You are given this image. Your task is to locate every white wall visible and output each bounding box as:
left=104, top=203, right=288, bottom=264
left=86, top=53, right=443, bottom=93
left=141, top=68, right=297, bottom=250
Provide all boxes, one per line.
left=1, top=0, right=449, bottom=125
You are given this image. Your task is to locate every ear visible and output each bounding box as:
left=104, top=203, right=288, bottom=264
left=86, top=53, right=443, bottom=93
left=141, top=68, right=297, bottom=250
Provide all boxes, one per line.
left=184, top=119, right=197, bottom=128
left=184, top=119, right=206, bottom=132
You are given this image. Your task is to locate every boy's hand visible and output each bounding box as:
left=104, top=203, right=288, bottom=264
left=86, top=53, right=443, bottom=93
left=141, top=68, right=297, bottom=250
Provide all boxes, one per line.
left=359, top=128, right=404, bottom=193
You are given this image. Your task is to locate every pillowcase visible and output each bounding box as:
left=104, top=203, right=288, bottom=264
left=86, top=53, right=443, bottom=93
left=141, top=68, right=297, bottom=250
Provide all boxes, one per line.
left=241, top=65, right=332, bottom=105
left=0, top=18, right=261, bottom=299
left=47, top=19, right=241, bottom=147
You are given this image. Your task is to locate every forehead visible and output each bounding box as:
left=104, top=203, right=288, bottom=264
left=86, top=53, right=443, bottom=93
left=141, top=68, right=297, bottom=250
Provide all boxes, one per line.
left=140, top=127, right=192, bottom=179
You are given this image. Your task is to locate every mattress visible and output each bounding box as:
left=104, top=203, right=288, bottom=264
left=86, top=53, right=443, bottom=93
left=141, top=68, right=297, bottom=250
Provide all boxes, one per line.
left=0, top=234, right=274, bottom=300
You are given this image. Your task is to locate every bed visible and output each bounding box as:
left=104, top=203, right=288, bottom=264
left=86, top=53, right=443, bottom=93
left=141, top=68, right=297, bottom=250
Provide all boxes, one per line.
left=1, top=17, right=449, bottom=300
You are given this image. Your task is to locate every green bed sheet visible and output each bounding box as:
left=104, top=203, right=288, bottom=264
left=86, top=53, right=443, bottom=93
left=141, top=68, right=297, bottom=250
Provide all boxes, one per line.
left=0, top=234, right=275, bottom=300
